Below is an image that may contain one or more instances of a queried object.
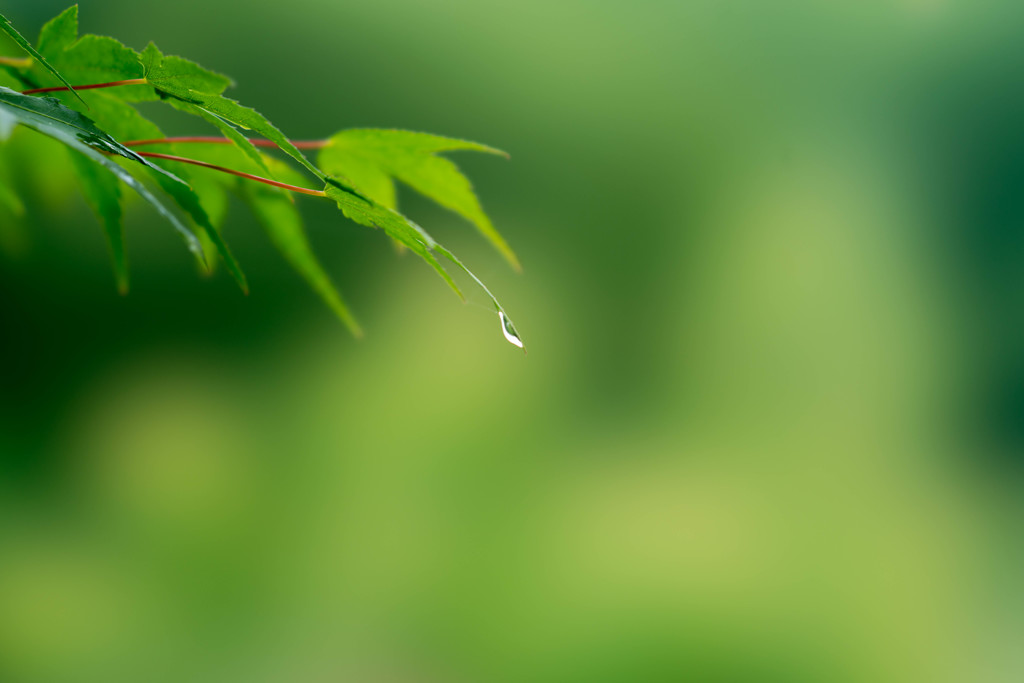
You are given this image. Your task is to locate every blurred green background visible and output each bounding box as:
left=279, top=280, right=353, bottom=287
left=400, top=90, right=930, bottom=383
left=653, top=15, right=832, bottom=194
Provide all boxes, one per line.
left=1, top=0, right=1023, bottom=681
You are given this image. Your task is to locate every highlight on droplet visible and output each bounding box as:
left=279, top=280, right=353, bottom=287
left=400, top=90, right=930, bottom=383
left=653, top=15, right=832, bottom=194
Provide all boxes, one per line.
left=499, top=311, right=525, bottom=350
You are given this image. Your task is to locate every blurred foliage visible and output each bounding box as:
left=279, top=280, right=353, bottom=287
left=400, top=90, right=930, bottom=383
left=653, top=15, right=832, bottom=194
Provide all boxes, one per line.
left=0, top=1, right=1023, bottom=682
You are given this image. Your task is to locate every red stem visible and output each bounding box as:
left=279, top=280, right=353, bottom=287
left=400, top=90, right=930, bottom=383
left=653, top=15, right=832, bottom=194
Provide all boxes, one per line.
left=21, top=79, right=330, bottom=195
left=18, top=81, right=331, bottom=151
left=135, top=151, right=326, bottom=197
left=21, top=78, right=148, bottom=95
left=124, top=136, right=328, bottom=150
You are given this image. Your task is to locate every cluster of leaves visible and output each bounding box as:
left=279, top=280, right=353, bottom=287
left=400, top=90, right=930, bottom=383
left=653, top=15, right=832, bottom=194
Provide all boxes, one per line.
left=0, top=6, right=523, bottom=349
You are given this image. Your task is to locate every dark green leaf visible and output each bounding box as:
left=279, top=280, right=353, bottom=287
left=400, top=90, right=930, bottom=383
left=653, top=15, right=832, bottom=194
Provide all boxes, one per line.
left=0, top=85, right=203, bottom=260
left=0, top=87, right=183, bottom=182
left=0, top=10, right=85, bottom=106
left=61, top=90, right=247, bottom=290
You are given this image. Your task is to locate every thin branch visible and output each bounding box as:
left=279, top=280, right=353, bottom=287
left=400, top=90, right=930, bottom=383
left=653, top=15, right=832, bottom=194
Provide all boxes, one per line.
left=0, top=56, right=32, bottom=68
left=136, top=151, right=326, bottom=197
left=123, top=136, right=329, bottom=150
left=21, top=78, right=148, bottom=95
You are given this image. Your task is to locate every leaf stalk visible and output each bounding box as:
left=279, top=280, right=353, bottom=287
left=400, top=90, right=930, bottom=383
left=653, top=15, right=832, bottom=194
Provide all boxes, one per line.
left=134, top=151, right=327, bottom=197
left=124, top=136, right=328, bottom=150
left=21, top=78, right=147, bottom=95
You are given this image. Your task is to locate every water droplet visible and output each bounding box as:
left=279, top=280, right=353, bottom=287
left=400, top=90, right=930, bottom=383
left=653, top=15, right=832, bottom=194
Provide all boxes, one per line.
left=499, top=311, right=525, bottom=350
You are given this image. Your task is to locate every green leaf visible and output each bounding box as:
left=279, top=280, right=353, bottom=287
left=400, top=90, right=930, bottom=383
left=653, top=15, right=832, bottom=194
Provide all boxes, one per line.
left=168, top=99, right=272, bottom=176
left=20, top=14, right=242, bottom=288
left=151, top=163, right=248, bottom=291
left=323, top=181, right=463, bottom=300
left=142, top=43, right=323, bottom=180
left=0, top=9, right=523, bottom=346
left=0, top=177, right=22, bottom=216
left=432, top=244, right=525, bottom=351
left=0, top=160, right=26, bottom=255
left=0, top=66, right=26, bottom=93
left=188, top=92, right=321, bottom=179
left=319, top=129, right=518, bottom=270
left=34, top=5, right=77, bottom=55
left=0, top=104, right=15, bottom=139
left=184, top=159, right=232, bottom=275
left=0, top=11, right=85, bottom=106
left=325, top=151, right=396, bottom=209
left=159, top=143, right=359, bottom=333
left=32, top=6, right=153, bottom=102
left=19, top=12, right=241, bottom=286
left=139, top=43, right=231, bottom=95
left=241, top=180, right=361, bottom=336
left=0, top=87, right=184, bottom=183
left=324, top=180, right=524, bottom=350
left=67, top=149, right=128, bottom=293
left=0, top=85, right=204, bottom=260
left=60, top=90, right=247, bottom=291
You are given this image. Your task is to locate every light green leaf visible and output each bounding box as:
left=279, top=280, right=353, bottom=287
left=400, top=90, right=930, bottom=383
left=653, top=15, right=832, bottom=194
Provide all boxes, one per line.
left=0, top=66, right=24, bottom=92
left=139, top=43, right=231, bottom=95
left=32, top=7, right=153, bottom=102
left=432, top=244, right=525, bottom=351
left=242, top=180, right=361, bottom=336
left=35, top=5, right=77, bottom=55
left=325, top=179, right=523, bottom=350
left=319, top=129, right=518, bottom=270
left=0, top=165, right=26, bottom=255
left=0, top=174, right=23, bottom=216
left=0, top=85, right=203, bottom=260
left=326, top=152, right=396, bottom=209
left=323, top=180, right=463, bottom=300
left=0, top=172, right=25, bottom=254
left=0, top=11, right=85, bottom=106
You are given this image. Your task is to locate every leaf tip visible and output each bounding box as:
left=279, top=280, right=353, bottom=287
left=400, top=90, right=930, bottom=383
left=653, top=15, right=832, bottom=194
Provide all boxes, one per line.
left=230, top=265, right=250, bottom=295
